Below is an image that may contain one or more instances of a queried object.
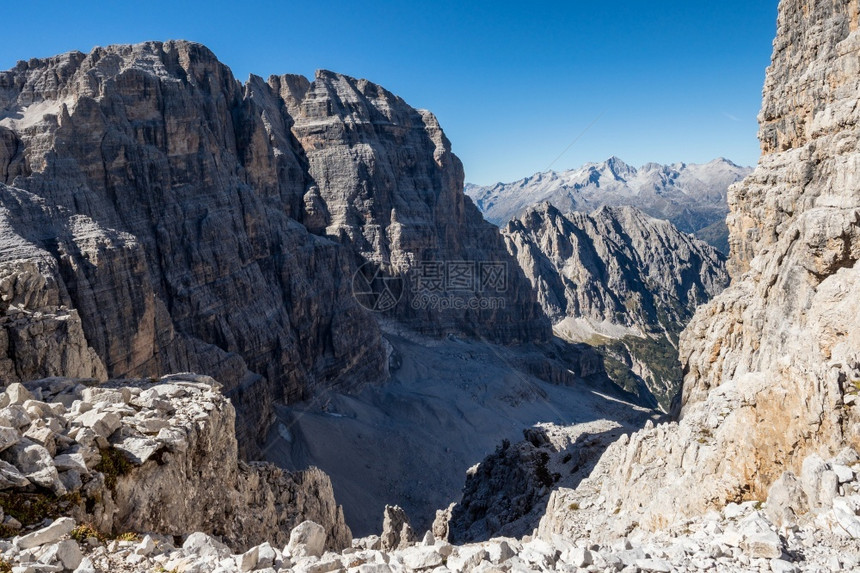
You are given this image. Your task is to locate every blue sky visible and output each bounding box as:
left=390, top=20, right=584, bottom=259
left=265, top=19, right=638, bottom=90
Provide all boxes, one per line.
left=1, top=1, right=778, bottom=184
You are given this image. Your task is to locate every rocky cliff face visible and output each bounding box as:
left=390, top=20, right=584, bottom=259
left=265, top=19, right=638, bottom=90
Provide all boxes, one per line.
left=0, top=42, right=387, bottom=451
left=0, top=41, right=549, bottom=453
left=466, top=158, right=751, bottom=253
left=679, top=0, right=860, bottom=481
left=0, top=375, right=351, bottom=552
left=503, top=203, right=728, bottom=409
left=282, top=70, right=549, bottom=342
left=538, top=0, right=860, bottom=538
left=447, top=419, right=650, bottom=544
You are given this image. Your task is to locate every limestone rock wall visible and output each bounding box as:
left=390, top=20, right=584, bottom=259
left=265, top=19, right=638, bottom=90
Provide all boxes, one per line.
left=503, top=203, right=727, bottom=334
left=284, top=70, right=550, bottom=343
left=0, top=41, right=551, bottom=454
left=540, top=0, right=860, bottom=537
left=503, top=203, right=728, bottom=409
left=0, top=257, right=106, bottom=383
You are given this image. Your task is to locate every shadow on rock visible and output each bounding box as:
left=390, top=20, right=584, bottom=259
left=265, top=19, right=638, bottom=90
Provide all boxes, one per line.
left=447, top=422, right=650, bottom=543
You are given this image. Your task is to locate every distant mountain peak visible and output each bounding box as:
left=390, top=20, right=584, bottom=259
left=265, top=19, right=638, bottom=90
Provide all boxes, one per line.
left=502, top=202, right=729, bottom=410
left=465, top=157, right=752, bottom=253
left=709, top=156, right=741, bottom=167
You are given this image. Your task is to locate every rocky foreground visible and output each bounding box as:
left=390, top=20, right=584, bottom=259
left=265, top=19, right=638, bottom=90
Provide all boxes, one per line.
left=2, top=449, right=860, bottom=573
left=0, top=376, right=859, bottom=573
left=0, top=376, right=351, bottom=557
left=3, top=491, right=860, bottom=573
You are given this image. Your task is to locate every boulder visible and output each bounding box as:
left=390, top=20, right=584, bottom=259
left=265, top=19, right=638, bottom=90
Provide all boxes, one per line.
left=287, top=521, right=327, bottom=558
left=182, top=532, right=231, bottom=559
left=38, top=539, right=83, bottom=570
left=5, top=383, right=34, bottom=406
left=0, top=460, right=30, bottom=489
left=0, top=406, right=31, bottom=429
left=52, top=453, right=88, bottom=474
left=562, top=547, right=592, bottom=567
left=15, top=517, right=76, bottom=550
left=256, top=541, right=277, bottom=569
left=135, top=535, right=156, bottom=557
left=832, top=464, right=854, bottom=484
left=74, top=411, right=121, bottom=441
left=832, top=498, right=860, bottom=538
left=236, top=545, right=258, bottom=572
left=765, top=472, right=809, bottom=528
left=486, top=540, right=516, bottom=564
left=0, top=426, right=21, bottom=453
left=1, top=440, right=65, bottom=494
left=399, top=546, right=445, bottom=570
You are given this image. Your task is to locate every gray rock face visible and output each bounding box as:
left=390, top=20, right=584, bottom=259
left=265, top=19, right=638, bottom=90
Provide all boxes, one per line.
left=0, top=42, right=386, bottom=452
left=0, top=259, right=107, bottom=383
left=538, top=0, right=860, bottom=539
left=380, top=505, right=416, bottom=551
left=0, top=41, right=549, bottom=453
left=466, top=157, right=752, bottom=253
left=284, top=70, right=550, bottom=343
left=448, top=419, right=639, bottom=543
left=503, top=203, right=729, bottom=408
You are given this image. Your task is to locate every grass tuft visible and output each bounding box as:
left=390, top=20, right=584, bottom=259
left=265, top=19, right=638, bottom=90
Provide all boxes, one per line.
left=0, top=491, right=81, bottom=531
left=94, top=447, right=133, bottom=491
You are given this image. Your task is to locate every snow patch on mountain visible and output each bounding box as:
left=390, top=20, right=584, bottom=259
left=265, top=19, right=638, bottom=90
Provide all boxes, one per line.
left=465, top=158, right=752, bottom=252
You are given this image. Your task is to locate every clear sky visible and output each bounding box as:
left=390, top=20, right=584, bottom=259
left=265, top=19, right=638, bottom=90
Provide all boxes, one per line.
left=1, top=1, right=778, bottom=185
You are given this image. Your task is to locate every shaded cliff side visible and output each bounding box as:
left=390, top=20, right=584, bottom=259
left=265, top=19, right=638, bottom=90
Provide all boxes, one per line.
left=0, top=41, right=550, bottom=451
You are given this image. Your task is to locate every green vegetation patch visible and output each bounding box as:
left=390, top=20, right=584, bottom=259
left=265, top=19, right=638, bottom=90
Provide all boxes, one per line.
left=0, top=491, right=82, bottom=531
left=598, top=333, right=683, bottom=411
left=94, top=447, right=134, bottom=491
left=71, top=523, right=106, bottom=543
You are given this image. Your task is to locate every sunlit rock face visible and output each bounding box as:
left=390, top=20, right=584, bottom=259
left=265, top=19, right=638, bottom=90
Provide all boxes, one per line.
left=281, top=69, right=550, bottom=343
left=539, top=0, right=860, bottom=538
left=503, top=202, right=728, bottom=409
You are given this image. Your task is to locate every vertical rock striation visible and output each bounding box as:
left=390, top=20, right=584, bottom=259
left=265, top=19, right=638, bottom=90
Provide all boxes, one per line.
left=0, top=42, right=388, bottom=451
left=0, top=41, right=551, bottom=456
left=503, top=203, right=728, bottom=409
left=504, top=203, right=727, bottom=344
left=282, top=70, right=549, bottom=342
left=0, top=44, right=551, bottom=439
left=540, top=0, right=860, bottom=537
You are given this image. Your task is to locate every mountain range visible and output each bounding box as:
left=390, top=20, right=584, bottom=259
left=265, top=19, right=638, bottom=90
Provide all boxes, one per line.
left=503, top=203, right=729, bottom=410
left=0, top=0, right=859, bottom=570
left=466, top=157, right=752, bottom=253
